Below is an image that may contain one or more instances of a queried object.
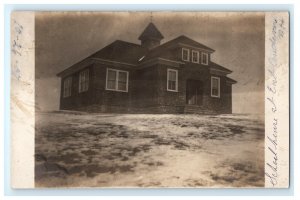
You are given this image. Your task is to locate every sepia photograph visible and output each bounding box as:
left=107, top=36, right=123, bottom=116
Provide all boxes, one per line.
left=27, top=11, right=267, bottom=188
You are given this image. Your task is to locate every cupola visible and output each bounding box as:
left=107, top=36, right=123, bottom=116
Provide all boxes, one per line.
left=138, top=22, right=164, bottom=50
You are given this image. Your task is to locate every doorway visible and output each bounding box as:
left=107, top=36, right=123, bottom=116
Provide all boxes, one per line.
left=186, top=80, right=203, bottom=105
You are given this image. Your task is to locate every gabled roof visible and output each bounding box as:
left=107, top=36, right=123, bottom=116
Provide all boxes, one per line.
left=138, top=22, right=164, bottom=41
left=57, top=40, right=145, bottom=77
left=57, top=29, right=234, bottom=77
left=90, top=40, right=147, bottom=64
left=141, top=35, right=215, bottom=62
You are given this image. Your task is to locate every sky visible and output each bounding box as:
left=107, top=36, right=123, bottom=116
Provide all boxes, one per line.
left=35, top=12, right=265, bottom=114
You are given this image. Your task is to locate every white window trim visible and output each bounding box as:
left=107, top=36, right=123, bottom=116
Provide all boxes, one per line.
left=182, top=48, right=190, bottom=62
left=191, top=50, right=199, bottom=63
left=211, top=76, right=220, bottom=98
left=79, top=69, right=89, bottom=93
left=63, top=77, right=72, bottom=98
left=201, top=52, right=209, bottom=65
left=167, top=68, right=178, bottom=92
left=105, top=68, right=129, bottom=92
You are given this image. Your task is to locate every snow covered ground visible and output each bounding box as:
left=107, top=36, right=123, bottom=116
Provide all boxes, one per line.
left=35, top=111, right=265, bottom=188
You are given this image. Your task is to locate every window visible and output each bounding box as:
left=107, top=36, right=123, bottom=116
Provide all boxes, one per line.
left=182, top=48, right=190, bottom=61
left=107, top=69, right=117, bottom=90
left=106, top=68, right=129, bottom=92
left=192, top=50, right=199, bottom=63
left=63, top=77, right=72, bottom=98
left=167, top=69, right=178, bottom=92
left=79, top=69, right=89, bottom=93
left=118, top=71, right=128, bottom=91
left=211, top=77, right=220, bottom=98
left=201, top=52, right=209, bottom=65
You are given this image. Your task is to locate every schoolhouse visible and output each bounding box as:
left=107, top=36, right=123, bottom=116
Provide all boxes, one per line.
left=57, top=22, right=237, bottom=114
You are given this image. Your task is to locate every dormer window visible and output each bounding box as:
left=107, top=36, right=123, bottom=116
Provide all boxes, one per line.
left=192, top=50, right=199, bottom=63
left=182, top=48, right=190, bottom=61
left=201, top=52, right=209, bottom=65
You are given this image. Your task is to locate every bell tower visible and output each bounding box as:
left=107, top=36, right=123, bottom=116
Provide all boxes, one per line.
left=138, top=22, right=164, bottom=50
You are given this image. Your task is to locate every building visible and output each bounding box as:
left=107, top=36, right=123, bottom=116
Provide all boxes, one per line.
left=57, top=22, right=237, bottom=114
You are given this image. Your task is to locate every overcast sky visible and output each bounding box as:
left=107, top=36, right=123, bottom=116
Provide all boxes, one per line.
left=35, top=12, right=265, bottom=113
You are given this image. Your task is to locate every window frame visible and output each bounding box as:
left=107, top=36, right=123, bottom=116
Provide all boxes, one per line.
left=105, top=68, right=129, bottom=92
left=201, top=52, right=209, bottom=65
left=78, top=69, right=89, bottom=93
left=182, top=48, right=190, bottom=62
left=211, top=76, right=220, bottom=98
left=167, top=68, right=178, bottom=92
left=63, top=76, right=72, bottom=98
left=191, top=50, right=199, bottom=63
